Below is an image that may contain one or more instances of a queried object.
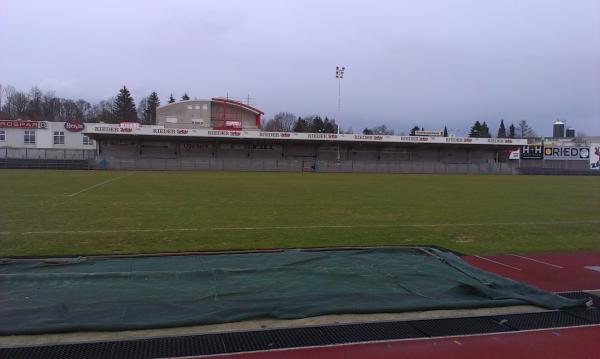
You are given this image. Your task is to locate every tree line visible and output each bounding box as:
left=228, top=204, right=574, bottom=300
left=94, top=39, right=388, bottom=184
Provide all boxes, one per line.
left=468, top=119, right=535, bottom=139
left=1, top=84, right=540, bottom=139
left=0, top=84, right=192, bottom=125
left=262, top=112, right=341, bottom=133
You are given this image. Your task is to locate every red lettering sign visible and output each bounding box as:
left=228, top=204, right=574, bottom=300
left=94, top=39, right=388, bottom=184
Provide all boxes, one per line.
left=64, top=120, right=84, bottom=132
left=0, top=120, right=47, bottom=129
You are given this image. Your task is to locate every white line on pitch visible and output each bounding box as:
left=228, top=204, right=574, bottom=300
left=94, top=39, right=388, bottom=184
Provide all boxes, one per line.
left=509, top=254, right=564, bottom=269
left=66, top=174, right=133, bottom=197
left=1, top=219, right=599, bottom=236
left=473, top=255, right=522, bottom=271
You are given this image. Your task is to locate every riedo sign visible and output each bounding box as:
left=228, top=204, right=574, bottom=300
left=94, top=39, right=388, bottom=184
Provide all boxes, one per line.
left=544, top=146, right=589, bottom=160
left=64, top=120, right=85, bottom=132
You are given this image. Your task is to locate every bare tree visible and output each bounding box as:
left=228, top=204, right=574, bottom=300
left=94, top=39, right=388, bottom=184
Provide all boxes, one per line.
left=517, top=120, right=536, bottom=138
left=27, top=87, right=44, bottom=119
left=370, top=124, right=394, bottom=135
left=137, top=97, right=148, bottom=124
left=43, top=93, right=61, bottom=121
left=263, top=112, right=296, bottom=132
left=93, top=97, right=116, bottom=123
left=58, top=99, right=81, bottom=120
left=12, top=90, right=29, bottom=119
left=75, top=99, right=92, bottom=121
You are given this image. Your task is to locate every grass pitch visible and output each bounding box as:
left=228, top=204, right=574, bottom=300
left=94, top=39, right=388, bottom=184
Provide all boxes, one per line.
left=1, top=169, right=599, bottom=257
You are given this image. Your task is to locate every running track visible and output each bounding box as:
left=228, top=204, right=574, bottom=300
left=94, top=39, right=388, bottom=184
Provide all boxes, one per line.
left=192, top=251, right=600, bottom=359
left=463, top=251, right=600, bottom=292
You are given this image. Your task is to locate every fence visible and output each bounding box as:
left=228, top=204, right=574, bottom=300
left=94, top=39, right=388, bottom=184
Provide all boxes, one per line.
left=91, top=158, right=518, bottom=174
left=0, top=148, right=96, bottom=160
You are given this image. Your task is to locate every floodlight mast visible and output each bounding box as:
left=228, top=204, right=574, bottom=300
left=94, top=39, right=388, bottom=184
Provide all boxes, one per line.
left=336, top=66, right=345, bottom=162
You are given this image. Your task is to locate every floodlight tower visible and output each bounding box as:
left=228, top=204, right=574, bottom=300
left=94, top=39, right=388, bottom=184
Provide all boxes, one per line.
left=336, top=66, right=345, bottom=162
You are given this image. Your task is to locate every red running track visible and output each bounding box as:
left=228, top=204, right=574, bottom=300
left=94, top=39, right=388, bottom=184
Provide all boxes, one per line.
left=462, top=251, right=600, bottom=292
left=196, top=325, right=600, bottom=359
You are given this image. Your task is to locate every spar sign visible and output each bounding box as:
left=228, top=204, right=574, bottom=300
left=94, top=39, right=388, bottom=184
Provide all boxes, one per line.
left=590, top=144, right=600, bottom=170
left=543, top=146, right=590, bottom=160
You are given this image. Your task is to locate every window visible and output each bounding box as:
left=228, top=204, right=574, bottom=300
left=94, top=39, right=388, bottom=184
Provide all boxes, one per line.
left=202, top=104, right=208, bottom=110
left=166, top=117, right=177, bottom=123
left=83, top=135, right=94, bottom=146
left=53, top=131, right=65, bottom=145
left=192, top=118, right=204, bottom=125
left=187, top=105, right=193, bottom=110
left=24, top=130, right=36, bottom=145
left=0, top=130, right=5, bottom=141
left=194, top=105, right=201, bottom=110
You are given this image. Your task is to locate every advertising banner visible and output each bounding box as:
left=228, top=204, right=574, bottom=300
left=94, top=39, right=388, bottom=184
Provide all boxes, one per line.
left=521, top=145, right=543, bottom=159
left=0, top=120, right=48, bottom=129
left=64, top=120, right=85, bottom=132
left=543, top=146, right=590, bottom=160
left=590, top=144, right=600, bottom=170
left=508, top=148, right=520, bottom=160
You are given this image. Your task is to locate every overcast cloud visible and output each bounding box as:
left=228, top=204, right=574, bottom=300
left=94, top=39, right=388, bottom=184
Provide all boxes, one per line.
left=1, top=0, right=599, bottom=135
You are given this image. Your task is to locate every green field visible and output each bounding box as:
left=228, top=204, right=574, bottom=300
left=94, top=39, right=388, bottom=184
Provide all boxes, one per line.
left=1, top=169, right=599, bottom=257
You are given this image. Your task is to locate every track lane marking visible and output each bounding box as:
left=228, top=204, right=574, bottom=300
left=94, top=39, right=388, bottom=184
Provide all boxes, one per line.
left=473, top=255, right=522, bottom=271
left=66, top=174, right=133, bottom=197
left=509, top=254, right=564, bottom=269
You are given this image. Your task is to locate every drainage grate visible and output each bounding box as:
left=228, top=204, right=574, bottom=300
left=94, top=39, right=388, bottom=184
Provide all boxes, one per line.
left=2, top=292, right=597, bottom=359
left=558, top=291, right=600, bottom=307
left=321, top=321, right=424, bottom=342
left=1, top=342, right=114, bottom=359
left=566, top=308, right=600, bottom=324
left=493, top=311, right=591, bottom=330
left=410, top=316, right=512, bottom=336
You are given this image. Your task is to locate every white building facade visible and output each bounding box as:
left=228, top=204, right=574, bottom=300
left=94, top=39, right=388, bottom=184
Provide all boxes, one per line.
left=0, top=120, right=96, bottom=150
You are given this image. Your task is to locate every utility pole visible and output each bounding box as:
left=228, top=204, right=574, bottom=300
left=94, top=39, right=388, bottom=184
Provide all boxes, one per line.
left=336, top=66, right=345, bottom=162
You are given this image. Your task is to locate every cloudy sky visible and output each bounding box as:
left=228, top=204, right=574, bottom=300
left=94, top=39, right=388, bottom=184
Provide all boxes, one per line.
left=1, top=0, right=599, bottom=135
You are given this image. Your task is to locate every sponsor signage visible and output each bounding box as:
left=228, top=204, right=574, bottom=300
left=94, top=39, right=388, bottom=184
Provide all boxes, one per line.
left=521, top=145, right=543, bottom=159
left=225, top=120, right=242, bottom=128
left=415, top=130, right=443, bottom=136
left=590, top=144, right=600, bottom=170
left=119, top=121, right=141, bottom=129
left=85, top=124, right=529, bottom=146
left=543, top=146, right=590, bottom=160
left=0, top=120, right=48, bottom=129
left=64, top=119, right=84, bottom=132
left=508, top=148, right=520, bottom=160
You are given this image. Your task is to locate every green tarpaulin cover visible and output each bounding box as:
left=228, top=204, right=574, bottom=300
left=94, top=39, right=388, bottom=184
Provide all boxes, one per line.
left=0, top=247, right=586, bottom=335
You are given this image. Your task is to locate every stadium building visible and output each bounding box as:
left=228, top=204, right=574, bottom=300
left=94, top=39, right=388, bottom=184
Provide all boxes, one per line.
left=2, top=98, right=597, bottom=174
left=81, top=98, right=531, bottom=173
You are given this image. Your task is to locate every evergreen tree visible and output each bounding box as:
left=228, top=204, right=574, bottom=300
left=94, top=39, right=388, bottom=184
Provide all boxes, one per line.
left=363, top=128, right=373, bottom=135
left=443, top=126, right=448, bottom=137
left=146, top=92, right=160, bottom=125
left=181, top=93, right=190, bottom=101
left=480, top=121, right=491, bottom=138
left=409, top=126, right=420, bottom=135
left=113, top=86, right=138, bottom=122
left=323, top=117, right=335, bottom=133
left=293, top=117, right=308, bottom=132
left=497, top=119, right=507, bottom=138
left=168, top=94, right=175, bottom=103
left=508, top=123, right=516, bottom=138
left=469, top=121, right=482, bottom=137
left=310, top=116, right=324, bottom=133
